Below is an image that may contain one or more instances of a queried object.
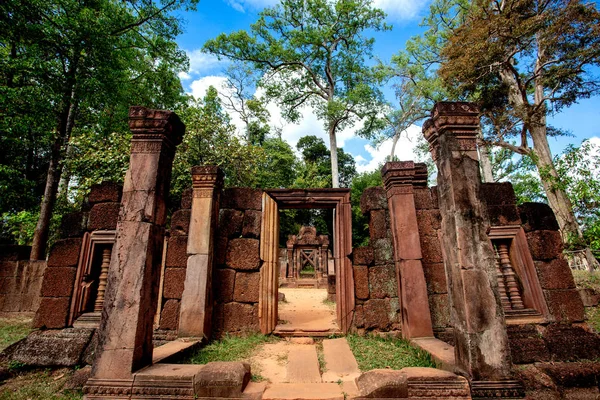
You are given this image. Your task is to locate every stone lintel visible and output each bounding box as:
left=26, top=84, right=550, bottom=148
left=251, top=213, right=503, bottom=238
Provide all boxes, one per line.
left=381, top=161, right=428, bottom=191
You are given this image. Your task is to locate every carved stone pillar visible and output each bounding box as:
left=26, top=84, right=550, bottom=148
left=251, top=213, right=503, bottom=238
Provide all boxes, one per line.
left=382, top=161, right=434, bottom=339
left=178, top=166, right=223, bottom=338
left=87, top=107, right=184, bottom=390
left=423, top=102, right=515, bottom=387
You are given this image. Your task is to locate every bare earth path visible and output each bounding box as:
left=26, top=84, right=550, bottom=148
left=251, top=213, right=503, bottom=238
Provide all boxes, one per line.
left=277, top=288, right=337, bottom=332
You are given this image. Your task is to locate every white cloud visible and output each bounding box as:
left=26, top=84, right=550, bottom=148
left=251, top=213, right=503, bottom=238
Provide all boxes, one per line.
left=178, top=71, right=191, bottom=80
left=374, top=0, right=430, bottom=20
left=186, top=50, right=227, bottom=76
left=224, top=0, right=278, bottom=12
left=354, top=124, right=423, bottom=173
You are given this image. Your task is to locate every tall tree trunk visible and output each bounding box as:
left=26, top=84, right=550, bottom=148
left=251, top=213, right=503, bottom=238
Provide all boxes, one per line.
left=328, top=122, right=339, bottom=188
left=390, top=129, right=400, bottom=160
left=477, top=132, right=494, bottom=182
left=30, top=88, right=78, bottom=260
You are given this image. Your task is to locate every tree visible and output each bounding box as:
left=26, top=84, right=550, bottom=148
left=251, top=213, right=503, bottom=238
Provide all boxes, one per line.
left=295, top=135, right=356, bottom=188
left=438, top=0, right=600, bottom=270
left=203, top=0, right=389, bottom=188
left=1, top=0, right=196, bottom=259
left=256, top=138, right=297, bottom=188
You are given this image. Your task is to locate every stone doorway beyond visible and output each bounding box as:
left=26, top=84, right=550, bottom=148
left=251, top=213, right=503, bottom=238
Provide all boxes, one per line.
left=259, top=189, right=354, bottom=334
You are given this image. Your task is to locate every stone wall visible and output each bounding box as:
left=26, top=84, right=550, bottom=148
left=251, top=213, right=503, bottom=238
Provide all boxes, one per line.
left=34, top=182, right=122, bottom=329
left=0, top=246, right=45, bottom=314
left=212, top=188, right=263, bottom=337
left=352, top=187, right=401, bottom=333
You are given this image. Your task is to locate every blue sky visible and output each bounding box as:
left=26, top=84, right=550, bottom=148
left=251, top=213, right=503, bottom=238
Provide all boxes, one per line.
left=173, top=0, right=600, bottom=173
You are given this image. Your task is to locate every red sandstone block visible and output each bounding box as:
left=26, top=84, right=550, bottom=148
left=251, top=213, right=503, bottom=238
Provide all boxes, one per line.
left=416, top=210, right=441, bottom=237
left=163, top=268, right=187, bottom=299
left=534, top=259, right=575, bottom=290
left=219, top=209, right=244, bottom=238
left=363, top=298, right=395, bottom=330
left=165, top=235, right=188, bottom=268
left=221, top=188, right=263, bottom=211
left=215, top=268, right=235, bottom=303
left=486, top=205, right=521, bottom=226
left=428, top=294, right=450, bottom=328
left=88, top=202, right=120, bottom=231
left=507, top=325, right=550, bottom=364
left=353, top=266, right=369, bottom=300
left=242, top=210, right=262, bottom=239
left=60, top=212, right=88, bottom=238
left=41, top=267, right=76, bottom=297
left=372, top=238, right=394, bottom=265
left=413, top=187, right=435, bottom=210
left=34, top=297, right=71, bottom=329
left=526, top=230, right=564, bottom=261
left=423, top=263, right=447, bottom=294
left=480, top=182, right=517, bottom=206
left=519, top=203, right=560, bottom=232
left=222, top=302, right=259, bottom=333
left=215, top=237, right=228, bottom=266
left=159, top=299, right=180, bottom=330
left=354, top=247, right=374, bottom=266
left=0, top=261, right=17, bottom=277
left=353, top=305, right=365, bottom=328
left=233, top=272, right=260, bottom=303
left=181, top=188, right=193, bottom=209
left=170, top=209, right=191, bottom=236
left=47, top=238, right=82, bottom=268
left=360, top=187, right=387, bottom=215
left=420, top=235, right=443, bottom=263
left=369, top=210, right=387, bottom=240
left=226, top=238, right=260, bottom=271
left=369, top=265, right=397, bottom=299
left=543, top=324, right=600, bottom=361
left=88, top=182, right=122, bottom=204
left=544, top=289, right=585, bottom=323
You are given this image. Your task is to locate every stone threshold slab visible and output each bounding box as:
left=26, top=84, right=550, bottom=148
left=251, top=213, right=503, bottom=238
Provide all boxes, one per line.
left=273, top=328, right=341, bottom=337
left=321, top=338, right=360, bottom=383
left=152, top=339, right=201, bottom=364
left=287, top=345, right=322, bottom=383
left=263, top=383, right=344, bottom=400
left=410, top=337, right=455, bottom=372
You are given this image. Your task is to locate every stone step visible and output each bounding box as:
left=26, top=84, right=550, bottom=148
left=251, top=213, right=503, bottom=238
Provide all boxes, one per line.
left=273, top=327, right=341, bottom=337
left=263, top=383, right=344, bottom=400
left=410, top=337, right=455, bottom=372
left=286, top=344, right=322, bottom=383
left=321, top=338, right=360, bottom=383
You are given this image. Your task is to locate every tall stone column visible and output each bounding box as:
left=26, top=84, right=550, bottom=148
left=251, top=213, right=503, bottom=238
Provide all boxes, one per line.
left=382, top=161, right=434, bottom=339
left=423, top=102, right=516, bottom=389
left=178, top=166, right=223, bottom=338
left=87, top=107, right=184, bottom=392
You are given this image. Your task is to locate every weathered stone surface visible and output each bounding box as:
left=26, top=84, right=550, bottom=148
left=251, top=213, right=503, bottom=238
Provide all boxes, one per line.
left=513, top=364, right=559, bottom=399
left=356, top=369, right=408, bottom=398
left=353, top=266, right=369, bottom=300
left=64, top=365, right=92, bottom=390
left=428, top=294, right=450, bottom=328
left=480, top=182, right=517, bottom=206
left=215, top=236, right=228, bottom=266
left=60, top=212, right=89, bottom=238
left=219, top=209, right=244, bottom=238
left=526, top=231, right=564, bottom=261
left=537, top=362, right=600, bottom=388
left=543, top=324, right=600, bottom=361
left=363, top=298, right=393, bottom=330
left=544, top=289, right=585, bottom=322
left=233, top=272, right=260, bottom=303
left=354, top=247, right=374, bottom=266
left=579, top=288, right=600, bottom=307
left=369, top=265, right=397, bottom=299
left=0, top=260, right=17, bottom=277
left=0, top=245, right=31, bottom=261
left=519, top=202, right=560, bottom=232
left=360, top=187, right=387, bottom=214
left=222, top=302, right=259, bottom=333
left=534, top=259, right=576, bottom=290
left=413, top=187, right=436, bottom=210
left=353, top=304, right=365, bottom=328
left=372, top=238, right=393, bottom=265
left=486, top=205, right=521, bottom=226
left=2, top=328, right=94, bottom=367
left=159, top=299, right=180, bottom=330
left=181, top=188, right=193, bottom=209
left=507, top=325, right=550, bottom=364
left=40, top=267, right=76, bottom=297
left=415, top=210, right=441, bottom=237
left=165, top=235, right=188, bottom=268
left=34, top=297, right=71, bottom=328
left=0, top=260, right=45, bottom=313
left=163, top=268, right=186, bottom=299
left=170, top=209, right=191, bottom=236
left=47, top=238, right=82, bottom=268
left=423, top=263, right=447, bottom=294
left=89, top=182, right=122, bottom=204
left=221, top=188, right=263, bottom=211
left=419, top=235, right=443, bottom=264
left=88, top=202, right=120, bottom=231
left=369, top=210, right=387, bottom=240
left=195, top=362, right=251, bottom=397
left=215, top=268, right=235, bottom=303
left=242, top=210, right=262, bottom=239
left=226, top=239, right=260, bottom=271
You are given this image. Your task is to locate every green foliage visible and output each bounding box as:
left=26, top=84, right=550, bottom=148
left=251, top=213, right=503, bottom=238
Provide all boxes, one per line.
left=0, top=316, right=31, bottom=352
left=1, top=210, right=38, bottom=245
left=0, top=369, right=83, bottom=400
left=256, top=138, right=297, bottom=189
left=346, top=334, right=437, bottom=371
left=350, top=169, right=383, bottom=247
left=187, top=334, right=278, bottom=364
left=295, top=135, right=357, bottom=188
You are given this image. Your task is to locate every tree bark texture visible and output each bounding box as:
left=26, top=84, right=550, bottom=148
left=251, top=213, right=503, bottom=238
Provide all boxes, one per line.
left=329, top=123, right=339, bottom=188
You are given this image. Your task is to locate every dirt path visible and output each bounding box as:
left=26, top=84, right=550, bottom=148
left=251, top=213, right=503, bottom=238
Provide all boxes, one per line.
left=277, top=288, right=337, bottom=331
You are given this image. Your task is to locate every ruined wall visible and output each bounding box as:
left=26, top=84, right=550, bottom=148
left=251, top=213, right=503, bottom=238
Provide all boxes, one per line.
left=212, top=188, right=263, bottom=337
left=0, top=246, right=45, bottom=314
left=352, top=187, right=401, bottom=333
left=34, top=182, right=122, bottom=329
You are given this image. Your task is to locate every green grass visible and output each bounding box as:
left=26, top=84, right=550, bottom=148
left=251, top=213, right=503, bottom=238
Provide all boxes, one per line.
left=187, top=333, right=278, bottom=364
left=0, top=369, right=83, bottom=400
left=346, top=334, right=436, bottom=371
left=586, top=307, right=600, bottom=333
left=315, top=341, right=327, bottom=373
left=0, top=316, right=32, bottom=352
left=572, top=270, right=600, bottom=291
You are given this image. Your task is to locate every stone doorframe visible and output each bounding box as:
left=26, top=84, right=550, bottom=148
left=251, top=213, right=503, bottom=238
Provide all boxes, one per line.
left=259, top=189, right=354, bottom=334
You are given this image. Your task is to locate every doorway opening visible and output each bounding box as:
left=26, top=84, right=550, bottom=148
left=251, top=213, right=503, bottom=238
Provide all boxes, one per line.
left=259, top=189, right=354, bottom=336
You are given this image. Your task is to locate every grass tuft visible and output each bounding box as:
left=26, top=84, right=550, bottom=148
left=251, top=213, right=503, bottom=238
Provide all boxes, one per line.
left=0, top=316, right=32, bottom=352
left=572, top=270, right=600, bottom=291
left=0, top=369, right=82, bottom=400
left=346, top=334, right=436, bottom=371
left=187, top=333, right=278, bottom=364
left=586, top=307, right=600, bottom=333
